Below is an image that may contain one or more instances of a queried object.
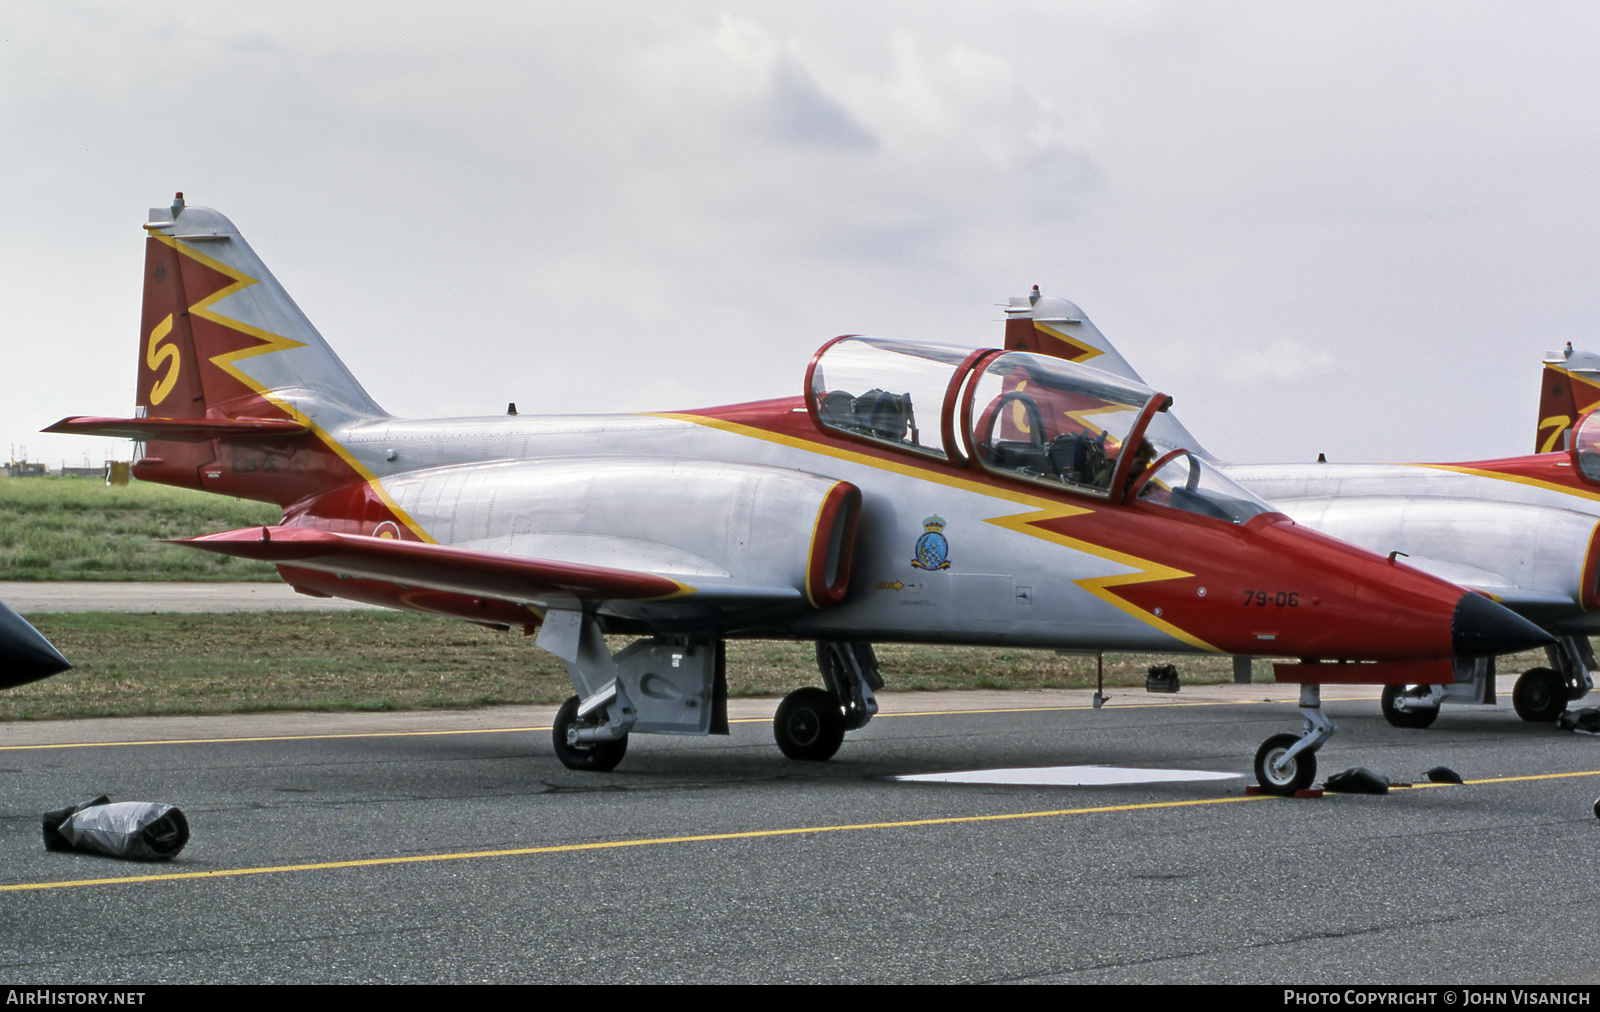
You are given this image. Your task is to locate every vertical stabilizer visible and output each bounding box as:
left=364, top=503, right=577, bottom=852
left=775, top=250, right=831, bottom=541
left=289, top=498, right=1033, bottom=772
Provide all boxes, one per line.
left=1004, top=286, right=1148, bottom=384
left=122, top=194, right=390, bottom=502
left=1004, top=286, right=1211, bottom=458
left=140, top=194, right=386, bottom=423
left=1536, top=345, right=1600, bottom=453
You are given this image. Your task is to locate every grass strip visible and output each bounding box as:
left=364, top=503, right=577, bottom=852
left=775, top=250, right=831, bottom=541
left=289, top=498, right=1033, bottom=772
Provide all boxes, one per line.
left=0, top=477, right=279, bottom=581
left=7, top=611, right=1265, bottom=722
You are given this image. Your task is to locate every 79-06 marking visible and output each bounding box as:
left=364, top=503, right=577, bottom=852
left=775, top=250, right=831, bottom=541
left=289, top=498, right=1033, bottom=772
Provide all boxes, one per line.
left=1243, top=590, right=1299, bottom=607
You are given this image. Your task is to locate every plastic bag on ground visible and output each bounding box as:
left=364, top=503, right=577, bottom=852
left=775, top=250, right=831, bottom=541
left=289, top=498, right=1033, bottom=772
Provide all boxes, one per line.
left=42, top=796, right=190, bottom=860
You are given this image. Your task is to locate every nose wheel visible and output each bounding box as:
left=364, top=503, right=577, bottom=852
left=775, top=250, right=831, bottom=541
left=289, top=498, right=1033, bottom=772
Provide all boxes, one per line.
left=1254, top=683, right=1334, bottom=796
left=1254, top=733, right=1317, bottom=795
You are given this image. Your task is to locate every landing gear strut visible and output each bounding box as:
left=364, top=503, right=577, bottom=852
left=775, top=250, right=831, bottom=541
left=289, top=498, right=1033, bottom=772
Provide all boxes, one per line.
left=536, top=608, right=726, bottom=772
left=1254, top=684, right=1335, bottom=796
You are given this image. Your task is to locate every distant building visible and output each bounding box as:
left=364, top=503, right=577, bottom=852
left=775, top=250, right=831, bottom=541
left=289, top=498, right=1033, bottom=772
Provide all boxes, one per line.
left=5, top=460, right=46, bottom=478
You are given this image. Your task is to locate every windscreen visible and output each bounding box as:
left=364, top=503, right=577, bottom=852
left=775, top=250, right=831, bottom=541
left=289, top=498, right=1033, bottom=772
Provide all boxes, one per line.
left=1134, top=447, right=1276, bottom=524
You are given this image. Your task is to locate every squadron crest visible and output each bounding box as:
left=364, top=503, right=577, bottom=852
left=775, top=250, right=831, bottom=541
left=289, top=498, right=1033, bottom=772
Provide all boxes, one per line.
left=911, top=515, right=951, bottom=571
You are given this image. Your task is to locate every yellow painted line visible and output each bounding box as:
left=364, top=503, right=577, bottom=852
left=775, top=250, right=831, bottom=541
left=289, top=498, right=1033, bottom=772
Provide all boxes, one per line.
left=0, top=726, right=550, bottom=752
left=1459, top=769, right=1600, bottom=786
left=0, top=694, right=1365, bottom=752
left=10, top=764, right=1599, bottom=894
left=0, top=794, right=1266, bottom=893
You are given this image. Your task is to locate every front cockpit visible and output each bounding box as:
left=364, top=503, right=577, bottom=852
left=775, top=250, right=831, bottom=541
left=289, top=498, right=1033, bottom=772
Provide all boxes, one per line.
left=807, top=336, right=1276, bottom=523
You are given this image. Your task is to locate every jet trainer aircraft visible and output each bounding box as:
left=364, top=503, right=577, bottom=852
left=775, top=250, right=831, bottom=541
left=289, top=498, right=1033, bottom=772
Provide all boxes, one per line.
left=1004, top=288, right=1598, bottom=729
left=46, top=197, right=1551, bottom=794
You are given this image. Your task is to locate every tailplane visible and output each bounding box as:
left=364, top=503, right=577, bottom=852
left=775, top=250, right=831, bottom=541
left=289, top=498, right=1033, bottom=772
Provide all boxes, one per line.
left=48, top=195, right=389, bottom=505
left=1536, top=344, right=1600, bottom=453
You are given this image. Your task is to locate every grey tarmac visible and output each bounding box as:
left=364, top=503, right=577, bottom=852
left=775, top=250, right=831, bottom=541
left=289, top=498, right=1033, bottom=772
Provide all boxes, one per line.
left=1, top=681, right=1597, bottom=984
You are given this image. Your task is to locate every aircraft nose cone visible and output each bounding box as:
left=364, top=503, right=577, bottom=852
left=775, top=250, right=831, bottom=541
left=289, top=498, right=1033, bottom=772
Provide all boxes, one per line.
left=1451, top=592, right=1555, bottom=657
left=0, top=602, right=71, bottom=688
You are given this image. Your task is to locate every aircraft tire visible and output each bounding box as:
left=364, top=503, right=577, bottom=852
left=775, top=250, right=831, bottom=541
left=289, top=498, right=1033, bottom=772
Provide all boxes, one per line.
left=1513, top=668, right=1567, bottom=723
left=1380, top=685, right=1439, bottom=729
left=1254, top=733, right=1316, bottom=796
left=774, top=687, right=846, bottom=762
left=552, top=696, right=628, bottom=772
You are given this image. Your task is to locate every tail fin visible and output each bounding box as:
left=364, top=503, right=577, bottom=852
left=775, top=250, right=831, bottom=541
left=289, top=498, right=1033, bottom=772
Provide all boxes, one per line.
left=1003, top=285, right=1212, bottom=458
left=49, top=195, right=389, bottom=504
left=1003, top=286, right=1148, bottom=384
left=1536, top=344, right=1600, bottom=453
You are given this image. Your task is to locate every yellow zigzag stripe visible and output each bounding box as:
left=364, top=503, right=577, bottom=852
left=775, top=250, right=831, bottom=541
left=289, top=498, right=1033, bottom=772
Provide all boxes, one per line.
left=1034, top=321, right=1102, bottom=362
left=981, top=504, right=1215, bottom=653
left=152, top=231, right=436, bottom=544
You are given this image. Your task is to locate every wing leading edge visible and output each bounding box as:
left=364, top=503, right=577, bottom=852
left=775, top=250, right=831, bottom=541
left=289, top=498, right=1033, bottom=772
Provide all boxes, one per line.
left=175, top=526, right=810, bottom=622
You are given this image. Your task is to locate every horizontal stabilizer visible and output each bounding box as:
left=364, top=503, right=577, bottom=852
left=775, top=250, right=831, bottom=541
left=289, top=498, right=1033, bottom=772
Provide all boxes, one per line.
left=174, top=527, right=687, bottom=604
left=43, top=416, right=310, bottom=442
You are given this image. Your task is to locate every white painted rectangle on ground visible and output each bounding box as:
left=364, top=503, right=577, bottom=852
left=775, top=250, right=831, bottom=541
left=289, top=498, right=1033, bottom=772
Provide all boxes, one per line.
left=893, top=765, right=1242, bottom=786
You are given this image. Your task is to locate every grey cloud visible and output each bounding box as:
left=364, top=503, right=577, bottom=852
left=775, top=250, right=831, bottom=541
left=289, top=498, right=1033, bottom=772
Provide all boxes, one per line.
left=767, top=54, right=877, bottom=151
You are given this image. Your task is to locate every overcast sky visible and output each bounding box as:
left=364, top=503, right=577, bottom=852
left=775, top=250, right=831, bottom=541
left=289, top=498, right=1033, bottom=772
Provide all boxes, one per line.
left=6, top=2, right=1599, bottom=470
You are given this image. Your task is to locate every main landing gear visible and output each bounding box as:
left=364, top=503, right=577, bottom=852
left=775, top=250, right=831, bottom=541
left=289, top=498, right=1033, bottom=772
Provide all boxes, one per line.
left=1376, top=636, right=1595, bottom=729
left=773, top=642, right=882, bottom=761
left=1253, top=684, right=1335, bottom=796
left=536, top=608, right=885, bottom=771
left=552, top=695, right=628, bottom=772
left=1513, top=635, right=1593, bottom=722
left=536, top=609, right=726, bottom=773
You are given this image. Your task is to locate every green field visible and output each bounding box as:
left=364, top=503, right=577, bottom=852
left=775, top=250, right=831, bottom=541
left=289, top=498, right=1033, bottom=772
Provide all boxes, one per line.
left=0, top=476, right=280, bottom=580
left=11, top=610, right=1252, bottom=721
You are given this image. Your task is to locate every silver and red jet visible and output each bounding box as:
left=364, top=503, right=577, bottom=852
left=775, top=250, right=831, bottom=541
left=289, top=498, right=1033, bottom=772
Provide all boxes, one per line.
left=46, top=198, right=1552, bottom=792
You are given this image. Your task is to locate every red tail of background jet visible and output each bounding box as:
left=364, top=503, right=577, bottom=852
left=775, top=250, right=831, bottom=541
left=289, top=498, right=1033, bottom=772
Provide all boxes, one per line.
left=1536, top=344, right=1600, bottom=453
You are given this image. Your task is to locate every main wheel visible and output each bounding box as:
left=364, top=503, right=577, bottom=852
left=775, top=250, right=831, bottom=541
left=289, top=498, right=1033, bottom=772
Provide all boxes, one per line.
left=774, top=687, right=847, bottom=761
left=1513, top=667, right=1566, bottom=723
left=1380, top=685, right=1439, bottom=729
left=1254, top=733, right=1317, bottom=796
left=551, top=695, right=628, bottom=772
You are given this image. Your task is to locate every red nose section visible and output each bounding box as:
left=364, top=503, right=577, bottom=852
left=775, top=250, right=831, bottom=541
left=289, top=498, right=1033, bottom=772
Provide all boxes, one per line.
left=1140, top=518, right=1545, bottom=662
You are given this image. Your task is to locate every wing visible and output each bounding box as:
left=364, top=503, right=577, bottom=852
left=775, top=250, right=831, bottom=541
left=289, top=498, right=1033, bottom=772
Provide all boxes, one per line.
left=175, top=527, right=809, bottom=626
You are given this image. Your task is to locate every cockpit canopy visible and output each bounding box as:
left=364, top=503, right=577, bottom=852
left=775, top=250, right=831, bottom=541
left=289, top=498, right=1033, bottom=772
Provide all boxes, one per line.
left=807, top=336, right=1276, bottom=523
left=1573, top=411, right=1600, bottom=484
